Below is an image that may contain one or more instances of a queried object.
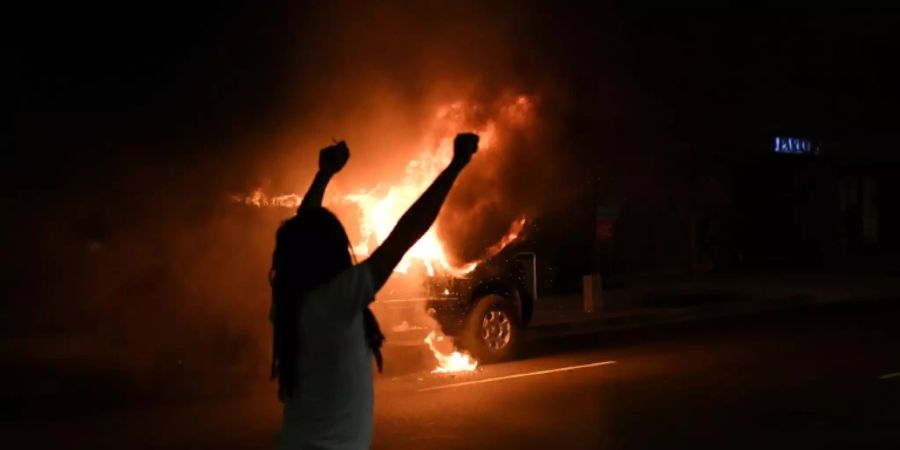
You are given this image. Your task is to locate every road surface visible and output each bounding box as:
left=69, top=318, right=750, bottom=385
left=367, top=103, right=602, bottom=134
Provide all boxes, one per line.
left=5, top=298, right=900, bottom=449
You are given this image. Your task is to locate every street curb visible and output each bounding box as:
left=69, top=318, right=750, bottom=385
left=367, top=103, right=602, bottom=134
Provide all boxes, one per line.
left=522, top=292, right=897, bottom=342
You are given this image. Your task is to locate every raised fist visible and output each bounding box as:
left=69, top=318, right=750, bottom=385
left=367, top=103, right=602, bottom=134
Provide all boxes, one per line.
left=319, top=141, right=350, bottom=174
left=451, top=133, right=479, bottom=169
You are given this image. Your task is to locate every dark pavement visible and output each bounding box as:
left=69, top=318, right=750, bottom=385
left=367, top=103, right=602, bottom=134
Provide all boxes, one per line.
left=374, top=299, right=900, bottom=449
left=5, top=298, right=900, bottom=449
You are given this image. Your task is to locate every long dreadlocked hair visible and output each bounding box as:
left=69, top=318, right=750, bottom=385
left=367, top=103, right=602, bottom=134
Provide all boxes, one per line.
left=270, top=208, right=384, bottom=401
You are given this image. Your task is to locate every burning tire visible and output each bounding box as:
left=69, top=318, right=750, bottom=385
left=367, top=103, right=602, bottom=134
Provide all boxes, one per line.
left=463, top=294, right=520, bottom=363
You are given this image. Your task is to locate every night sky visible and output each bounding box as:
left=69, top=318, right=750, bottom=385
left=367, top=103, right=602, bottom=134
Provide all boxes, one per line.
left=12, top=6, right=900, bottom=184
left=6, top=3, right=900, bottom=359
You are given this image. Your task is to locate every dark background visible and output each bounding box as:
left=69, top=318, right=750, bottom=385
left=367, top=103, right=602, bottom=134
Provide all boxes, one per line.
left=7, top=3, right=900, bottom=396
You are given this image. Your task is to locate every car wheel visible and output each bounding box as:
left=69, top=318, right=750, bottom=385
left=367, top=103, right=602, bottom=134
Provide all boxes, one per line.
left=463, top=294, right=520, bottom=363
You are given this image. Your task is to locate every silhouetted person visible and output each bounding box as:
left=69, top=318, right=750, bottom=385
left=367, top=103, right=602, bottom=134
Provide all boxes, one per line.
left=270, top=133, right=480, bottom=449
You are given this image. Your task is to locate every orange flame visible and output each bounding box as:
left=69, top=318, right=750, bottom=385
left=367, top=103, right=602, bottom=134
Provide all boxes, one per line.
left=231, top=189, right=302, bottom=208
left=234, top=97, right=532, bottom=278
left=481, top=215, right=527, bottom=260
left=424, top=331, right=478, bottom=374
left=235, top=96, right=535, bottom=373
left=343, top=132, right=483, bottom=277
left=344, top=97, right=531, bottom=277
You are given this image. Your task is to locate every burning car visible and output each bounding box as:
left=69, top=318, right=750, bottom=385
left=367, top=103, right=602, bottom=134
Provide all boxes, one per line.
left=372, top=233, right=536, bottom=364
left=238, top=95, right=545, bottom=372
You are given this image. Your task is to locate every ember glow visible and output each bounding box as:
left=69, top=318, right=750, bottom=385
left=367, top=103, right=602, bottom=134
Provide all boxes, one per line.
left=231, top=189, right=302, bottom=208
left=424, top=331, right=478, bottom=374
left=484, top=215, right=527, bottom=257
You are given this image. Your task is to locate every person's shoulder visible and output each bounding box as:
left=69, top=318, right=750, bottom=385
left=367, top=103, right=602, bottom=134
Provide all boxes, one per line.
left=315, top=263, right=374, bottom=299
left=306, top=264, right=374, bottom=319
left=345, top=263, right=374, bottom=292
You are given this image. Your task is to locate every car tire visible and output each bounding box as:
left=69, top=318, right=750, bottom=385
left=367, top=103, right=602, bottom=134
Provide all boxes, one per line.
left=462, top=294, right=520, bottom=363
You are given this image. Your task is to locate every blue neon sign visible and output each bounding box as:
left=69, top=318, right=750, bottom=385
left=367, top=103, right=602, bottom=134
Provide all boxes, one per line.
left=774, top=137, right=819, bottom=155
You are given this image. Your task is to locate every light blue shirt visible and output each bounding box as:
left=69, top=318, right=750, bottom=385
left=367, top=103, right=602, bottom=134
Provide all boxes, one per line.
left=277, top=264, right=375, bottom=450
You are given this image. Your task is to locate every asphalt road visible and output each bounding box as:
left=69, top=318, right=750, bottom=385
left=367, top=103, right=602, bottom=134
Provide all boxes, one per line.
left=6, top=298, right=900, bottom=449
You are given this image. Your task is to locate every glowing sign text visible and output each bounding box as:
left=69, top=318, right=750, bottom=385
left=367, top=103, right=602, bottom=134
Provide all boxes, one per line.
left=774, top=136, right=818, bottom=155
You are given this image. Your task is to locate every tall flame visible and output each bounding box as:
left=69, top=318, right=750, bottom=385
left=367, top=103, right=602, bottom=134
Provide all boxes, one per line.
left=234, top=96, right=533, bottom=278
left=343, top=132, right=483, bottom=277
left=343, top=96, right=532, bottom=277
left=234, top=96, right=534, bottom=373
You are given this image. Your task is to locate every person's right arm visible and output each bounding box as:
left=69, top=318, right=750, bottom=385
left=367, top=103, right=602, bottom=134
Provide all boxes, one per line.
left=297, top=141, right=349, bottom=213
left=363, top=133, right=479, bottom=292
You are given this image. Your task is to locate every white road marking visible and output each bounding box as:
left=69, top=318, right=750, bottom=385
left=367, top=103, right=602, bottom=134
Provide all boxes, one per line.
left=417, top=360, right=616, bottom=392
left=879, top=371, right=900, bottom=380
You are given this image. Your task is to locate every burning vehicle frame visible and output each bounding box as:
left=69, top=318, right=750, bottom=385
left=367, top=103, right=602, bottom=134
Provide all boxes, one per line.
left=373, top=240, right=538, bottom=365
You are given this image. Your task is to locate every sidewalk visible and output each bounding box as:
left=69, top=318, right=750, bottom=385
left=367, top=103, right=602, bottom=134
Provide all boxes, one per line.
left=525, top=272, right=900, bottom=340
